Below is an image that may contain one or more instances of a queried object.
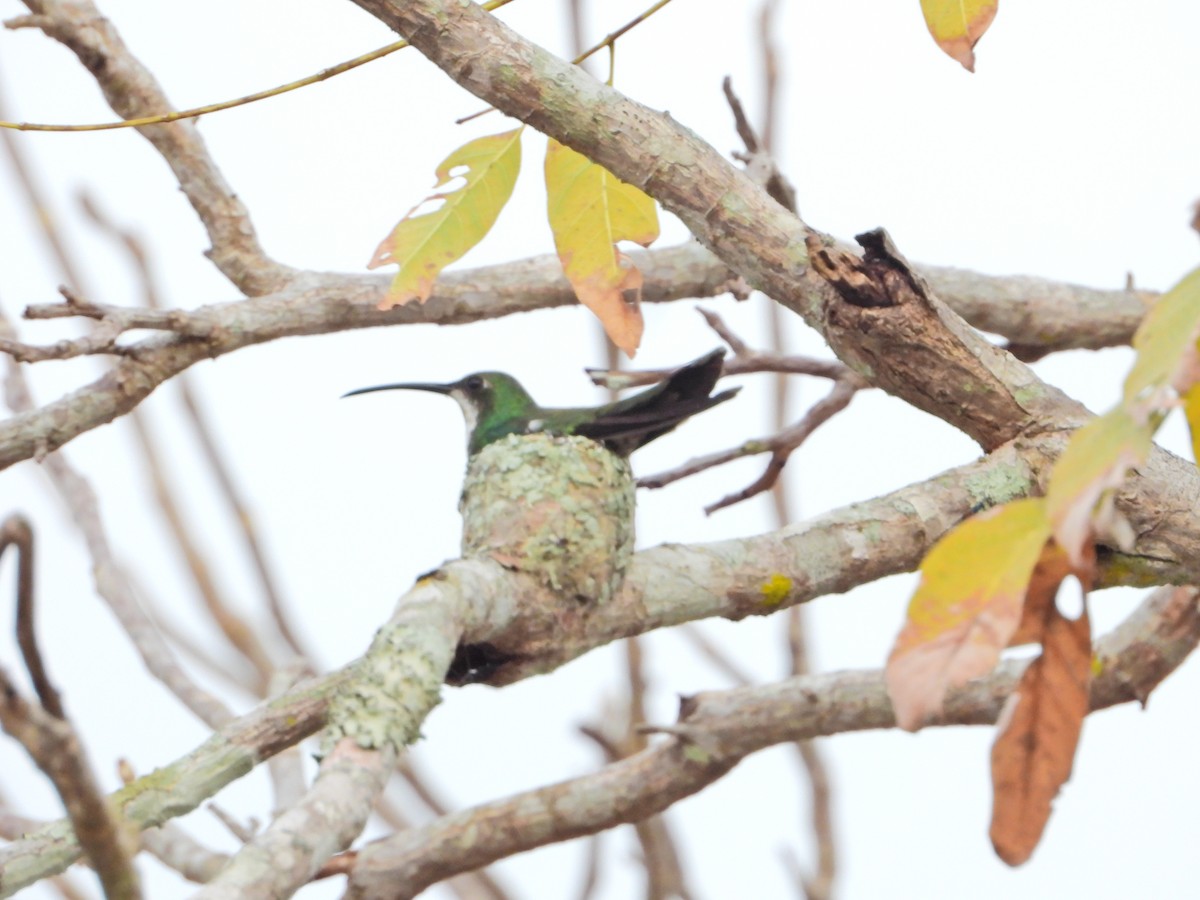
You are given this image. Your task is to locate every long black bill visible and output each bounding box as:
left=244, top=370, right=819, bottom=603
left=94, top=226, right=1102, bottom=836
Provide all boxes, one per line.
left=341, top=382, right=455, bottom=399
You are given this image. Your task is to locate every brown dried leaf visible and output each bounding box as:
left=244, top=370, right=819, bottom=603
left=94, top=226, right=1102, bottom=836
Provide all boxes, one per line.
left=990, top=602, right=1092, bottom=866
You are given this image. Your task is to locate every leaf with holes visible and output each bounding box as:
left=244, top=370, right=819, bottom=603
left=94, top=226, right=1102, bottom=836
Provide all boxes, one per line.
left=920, top=0, right=998, bottom=71
left=886, top=498, right=1051, bottom=731
left=370, top=128, right=523, bottom=308
left=545, top=139, right=660, bottom=357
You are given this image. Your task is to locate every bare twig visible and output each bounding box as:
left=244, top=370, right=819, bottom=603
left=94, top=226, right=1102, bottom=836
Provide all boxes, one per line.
left=141, top=596, right=260, bottom=695
left=578, top=639, right=694, bottom=900
left=16, top=0, right=292, bottom=293
left=746, top=4, right=839, bottom=892
left=79, top=191, right=313, bottom=666
left=678, top=624, right=755, bottom=687
left=206, top=804, right=259, bottom=843
left=1, top=101, right=277, bottom=696
left=575, top=835, right=604, bottom=900
left=178, top=383, right=314, bottom=662
left=588, top=343, right=853, bottom=393
left=786, top=611, right=836, bottom=900
left=0, top=312, right=233, bottom=727
left=3, top=517, right=62, bottom=717
left=638, top=371, right=864, bottom=511
left=139, top=824, right=230, bottom=885
left=127, top=410, right=276, bottom=690
left=625, top=638, right=693, bottom=900
left=721, top=75, right=796, bottom=212
left=0, top=658, right=141, bottom=897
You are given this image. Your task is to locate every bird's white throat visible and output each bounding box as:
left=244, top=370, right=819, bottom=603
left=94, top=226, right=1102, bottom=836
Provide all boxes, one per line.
left=449, top=389, right=478, bottom=439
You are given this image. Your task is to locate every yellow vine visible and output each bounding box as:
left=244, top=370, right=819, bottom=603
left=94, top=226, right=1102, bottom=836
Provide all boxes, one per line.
left=0, top=0, right=519, bottom=133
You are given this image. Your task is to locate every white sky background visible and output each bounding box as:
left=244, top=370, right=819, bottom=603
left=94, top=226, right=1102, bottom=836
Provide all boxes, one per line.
left=0, top=1, right=1198, bottom=898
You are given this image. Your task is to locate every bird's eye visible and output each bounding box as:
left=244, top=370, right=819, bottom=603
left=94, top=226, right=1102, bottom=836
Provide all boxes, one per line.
left=465, top=375, right=485, bottom=391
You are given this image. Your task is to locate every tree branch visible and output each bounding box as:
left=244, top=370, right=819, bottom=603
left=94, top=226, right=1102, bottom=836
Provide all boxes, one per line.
left=0, top=437, right=1193, bottom=891
left=343, top=585, right=1200, bottom=898
left=19, top=0, right=292, bottom=293
left=349, top=0, right=1089, bottom=450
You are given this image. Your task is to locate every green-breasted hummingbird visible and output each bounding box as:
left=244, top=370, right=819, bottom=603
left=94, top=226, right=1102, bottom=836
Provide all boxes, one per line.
left=343, top=348, right=738, bottom=457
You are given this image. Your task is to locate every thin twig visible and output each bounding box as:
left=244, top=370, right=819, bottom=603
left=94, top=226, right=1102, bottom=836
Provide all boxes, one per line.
left=206, top=803, right=259, bottom=843
left=575, top=835, right=604, bottom=900
left=0, top=675, right=141, bottom=897
left=787, top=609, right=836, bottom=900
left=78, top=191, right=313, bottom=665
left=4, top=516, right=62, bottom=717
left=721, top=75, right=796, bottom=213
left=638, top=375, right=863, bottom=509
left=747, top=5, right=839, bottom=893
left=678, top=624, right=755, bottom=686
left=396, top=754, right=454, bottom=816
left=0, top=0, right=519, bottom=133
left=2, top=84, right=271, bottom=703
left=126, top=410, right=276, bottom=689
left=0, top=311, right=233, bottom=727
left=578, top=640, right=695, bottom=900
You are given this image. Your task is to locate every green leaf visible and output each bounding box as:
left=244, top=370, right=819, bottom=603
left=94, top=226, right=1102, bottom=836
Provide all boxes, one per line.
left=370, top=128, right=523, bottom=307
left=1123, top=264, right=1200, bottom=421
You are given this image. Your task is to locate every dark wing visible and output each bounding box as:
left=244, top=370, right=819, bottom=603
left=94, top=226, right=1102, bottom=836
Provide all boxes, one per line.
left=574, top=349, right=736, bottom=455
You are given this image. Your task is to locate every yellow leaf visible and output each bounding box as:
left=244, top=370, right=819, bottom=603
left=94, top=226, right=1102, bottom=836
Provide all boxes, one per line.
left=886, top=498, right=1051, bottom=731
left=920, top=0, right=998, bottom=72
left=545, top=139, right=660, bottom=357
left=1123, top=265, right=1200, bottom=421
left=1185, top=382, right=1200, bottom=464
left=369, top=128, right=523, bottom=307
left=1045, top=408, right=1152, bottom=569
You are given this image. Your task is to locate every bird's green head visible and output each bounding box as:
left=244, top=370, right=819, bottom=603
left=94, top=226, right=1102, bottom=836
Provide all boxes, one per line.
left=344, top=370, right=538, bottom=455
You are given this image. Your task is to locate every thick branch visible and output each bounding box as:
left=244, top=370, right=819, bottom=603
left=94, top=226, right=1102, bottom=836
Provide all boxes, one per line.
left=191, top=740, right=395, bottom=900
left=0, top=241, right=1156, bottom=473
left=0, top=437, right=1194, bottom=892
left=0, top=246, right=724, bottom=472
left=0, top=668, right=348, bottom=895
left=349, top=0, right=1088, bottom=450
left=344, top=585, right=1200, bottom=898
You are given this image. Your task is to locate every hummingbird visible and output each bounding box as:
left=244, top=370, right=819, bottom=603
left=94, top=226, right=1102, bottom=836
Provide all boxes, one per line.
left=344, top=348, right=738, bottom=457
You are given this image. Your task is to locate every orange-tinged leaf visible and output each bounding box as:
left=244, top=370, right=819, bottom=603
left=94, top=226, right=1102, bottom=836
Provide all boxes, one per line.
left=990, top=603, right=1091, bottom=866
left=545, top=139, right=660, bottom=356
left=370, top=128, right=523, bottom=307
left=1123, top=265, right=1200, bottom=422
left=1045, top=408, right=1152, bottom=569
left=886, top=498, right=1051, bottom=731
left=920, top=0, right=998, bottom=72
